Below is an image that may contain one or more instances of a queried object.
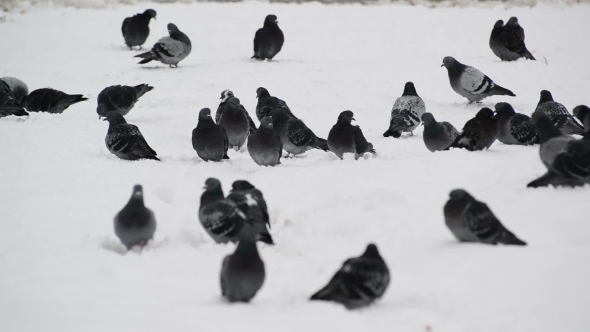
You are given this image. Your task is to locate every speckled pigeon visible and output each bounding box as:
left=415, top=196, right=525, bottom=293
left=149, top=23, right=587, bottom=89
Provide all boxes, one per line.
left=122, top=9, right=157, bottom=50
left=22, top=88, right=87, bottom=114
left=114, top=184, right=157, bottom=250
left=135, top=23, right=191, bottom=68
left=103, top=111, right=159, bottom=161
left=269, top=108, right=328, bottom=156
left=97, top=84, right=153, bottom=119
left=328, top=111, right=375, bottom=160
left=247, top=117, right=282, bottom=166
left=0, top=79, right=28, bottom=118
left=216, top=90, right=257, bottom=134
left=383, top=82, right=426, bottom=138
left=452, top=108, right=499, bottom=151
left=192, top=108, right=229, bottom=162
left=535, top=90, right=585, bottom=135
left=494, top=102, right=538, bottom=145
left=421, top=113, right=459, bottom=152
left=218, top=97, right=250, bottom=150
left=489, top=17, right=535, bottom=61
left=227, top=180, right=273, bottom=243
left=255, top=87, right=296, bottom=120
left=252, top=14, right=284, bottom=60
left=573, top=105, right=590, bottom=131
left=1, top=77, right=28, bottom=104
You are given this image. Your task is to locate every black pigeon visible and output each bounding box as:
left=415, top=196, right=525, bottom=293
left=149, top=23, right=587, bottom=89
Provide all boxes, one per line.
left=328, top=111, right=375, bottom=160
left=573, top=105, right=590, bottom=131
left=1, top=76, right=29, bottom=104
left=122, top=9, right=157, bottom=50
left=494, top=102, right=538, bottom=145
left=192, top=108, right=229, bottom=162
left=452, top=108, right=499, bottom=151
left=218, top=97, right=250, bottom=150
left=421, top=113, right=459, bottom=152
left=103, top=111, right=160, bottom=161
left=489, top=18, right=535, bottom=61
left=0, top=79, right=28, bottom=118
left=535, top=90, right=585, bottom=136
left=22, top=88, right=87, bottom=114
left=255, top=87, right=296, bottom=121
left=269, top=108, right=328, bottom=156
left=114, top=185, right=157, bottom=250
left=135, top=23, right=191, bottom=68
left=247, top=116, right=282, bottom=166
left=97, top=84, right=154, bottom=119
left=226, top=180, right=273, bottom=243
left=310, top=244, right=390, bottom=309
left=383, top=82, right=426, bottom=138
left=216, top=90, right=257, bottom=134
left=444, top=189, right=527, bottom=245
left=252, top=14, right=284, bottom=60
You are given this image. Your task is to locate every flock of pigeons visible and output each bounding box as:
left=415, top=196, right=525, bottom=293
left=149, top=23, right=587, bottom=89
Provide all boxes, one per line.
left=1, top=7, right=589, bottom=309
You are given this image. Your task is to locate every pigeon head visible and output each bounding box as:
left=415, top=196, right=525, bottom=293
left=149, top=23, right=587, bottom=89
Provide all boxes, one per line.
left=421, top=112, right=435, bottom=125
left=199, top=108, right=212, bottom=120
left=167, top=23, right=179, bottom=33
left=494, top=20, right=504, bottom=28
left=539, top=90, right=554, bottom=104
left=573, top=105, right=589, bottom=121
left=143, top=9, right=157, bottom=19
left=256, top=87, right=270, bottom=99
left=441, top=56, right=459, bottom=68
left=532, top=111, right=563, bottom=143
left=448, top=189, right=474, bottom=201
left=231, top=180, right=255, bottom=192
left=260, top=116, right=274, bottom=129
left=269, top=108, right=290, bottom=125
left=220, top=89, right=234, bottom=101
left=103, top=111, right=127, bottom=125
left=362, top=243, right=381, bottom=258
left=131, top=184, right=144, bottom=200
left=204, top=178, right=222, bottom=191
left=227, top=97, right=241, bottom=106
left=475, top=108, right=495, bottom=119
left=507, top=17, right=519, bottom=25
left=494, top=102, right=516, bottom=117
left=338, top=110, right=355, bottom=123
left=264, top=15, right=279, bottom=27
left=402, top=82, right=418, bottom=97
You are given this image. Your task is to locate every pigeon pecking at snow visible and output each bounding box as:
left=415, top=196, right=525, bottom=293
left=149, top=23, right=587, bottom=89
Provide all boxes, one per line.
left=247, top=116, right=283, bottom=166
left=218, top=97, right=250, bottom=151
left=0, top=79, right=28, bottom=118
left=192, top=108, right=230, bottom=162
left=122, top=9, right=157, bottom=50
left=573, top=105, right=590, bottom=131
left=535, top=90, right=585, bottom=136
left=252, top=14, right=284, bottom=61
left=227, top=180, right=273, bottom=244
left=452, top=108, right=499, bottom=151
left=383, top=82, right=426, bottom=138
left=22, top=88, right=88, bottom=114
left=216, top=90, right=257, bottom=134
left=494, top=102, right=538, bottom=145
left=135, top=23, right=191, bottom=68
left=441, top=56, right=515, bottom=104
left=114, top=184, right=157, bottom=250
left=269, top=108, right=328, bottom=157
left=328, top=111, right=375, bottom=160
left=255, top=87, right=296, bottom=121
left=489, top=17, right=535, bottom=61
left=421, top=113, right=459, bottom=152
left=1, top=77, right=29, bottom=104
left=103, top=111, right=160, bottom=161
left=97, top=84, right=154, bottom=119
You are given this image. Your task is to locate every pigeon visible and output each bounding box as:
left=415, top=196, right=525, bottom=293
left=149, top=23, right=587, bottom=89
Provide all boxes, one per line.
left=252, top=14, right=284, bottom=60
left=0, top=80, right=28, bottom=118
left=535, top=90, right=585, bottom=135
left=192, top=108, right=229, bottom=162
left=135, top=23, right=191, bottom=68
left=573, top=105, right=590, bottom=131
left=255, top=87, right=296, bottom=120
left=218, top=97, right=250, bottom=150
left=310, top=244, right=390, bottom=309
left=421, top=113, right=459, bottom=152
left=269, top=108, right=328, bottom=156
left=1, top=77, right=29, bottom=104
left=489, top=18, right=535, bottom=61
left=122, top=9, right=157, bottom=50
left=114, top=184, right=157, bottom=250
left=247, top=116, right=282, bottom=166
left=451, top=108, right=499, bottom=151
left=22, top=88, right=87, bottom=114
left=216, top=90, right=257, bottom=134
left=103, top=111, right=160, bottom=161
left=226, top=180, right=273, bottom=243
left=443, top=189, right=527, bottom=245
left=96, top=84, right=154, bottom=119
left=383, top=82, right=426, bottom=138
left=441, top=56, right=515, bottom=103
left=328, top=111, right=376, bottom=160
left=494, top=102, right=538, bottom=145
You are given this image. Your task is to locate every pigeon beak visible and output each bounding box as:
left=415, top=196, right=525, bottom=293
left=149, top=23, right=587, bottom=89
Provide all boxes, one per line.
left=351, top=117, right=356, bottom=121
left=102, top=117, right=108, bottom=121
left=440, top=64, right=444, bottom=67
left=98, top=115, right=102, bottom=120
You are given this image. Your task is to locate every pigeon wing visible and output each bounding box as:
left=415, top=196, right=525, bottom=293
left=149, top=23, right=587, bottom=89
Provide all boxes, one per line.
left=287, top=119, right=314, bottom=147
left=465, top=201, right=502, bottom=244
left=352, top=125, right=371, bottom=154
left=460, top=67, right=495, bottom=95
left=155, top=37, right=185, bottom=58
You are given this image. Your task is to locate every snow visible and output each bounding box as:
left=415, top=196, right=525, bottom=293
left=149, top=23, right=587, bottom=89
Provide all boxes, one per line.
left=1, top=1, right=590, bottom=331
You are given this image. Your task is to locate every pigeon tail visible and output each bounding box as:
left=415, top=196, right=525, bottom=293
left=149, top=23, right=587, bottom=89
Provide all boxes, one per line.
left=556, top=117, right=585, bottom=136
left=490, top=85, right=515, bottom=97
left=310, top=283, right=339, bottom=302
left=63, top=95, right=88, bottom=106
left=134, top=84, right=154, bottom=99
left=522, top=48, right=536, bottom=61
left=312, top=137, right=329, bottom=151
left=256, top=232, right=274, bottom=245
left=135, top=51, right=156, bottom=64
left=383, top=129, right=401, bottom=138
left=527, top=171, right=585, bottom=188
left=142, top=154, right=161, bottom=161
left=498, top=230, right=527, bottom=246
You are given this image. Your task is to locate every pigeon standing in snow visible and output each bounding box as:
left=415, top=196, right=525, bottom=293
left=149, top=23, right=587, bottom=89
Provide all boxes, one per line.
left=494, top=102, right=538, bottom=145
left=227, top=180, right=273, bottom=243
left=269, top=108, right=328, bottom=156
left=328, top=111, right=375, bottom=160
left=441, top=56, right=515, bottom=103
left=255, top=87, right=296, bottom=120
left=216, top=90, right=257, bottom=134
left=192, top=108, right=229, bottom=162
left=0, top=79, right=28, bottom=118
left=535, top=90, right=585, bottom=135
left=122, top=9, right=157, bottom=50
left=452, top=108, right=499, bottom=151
left=573, top=105, right=590, bottom=130
left=310, top=244, right=390, bottom=309
left=135, top=23, right=191, bottom=68
left=489, top=18, right=535, bottom=61
left=247, top=116, right=282, bottom=166
left=96, top=84, right=154, bottom=119
left=22, top=88, right=88, bottom=114
left=444, top=189, right=527, bottom=245
left=114, top=185, right=157, bottom=250
left=421, top=113, right=459, bottom=152
left=252, top=14, right=284, bottom=60
left=383, top=82, right=426, bottom=138
left=218, top=97, right=250, bottom=150
left=1, top=77, right=29, bottom=104
left=103, top=111, right=159, bottom=161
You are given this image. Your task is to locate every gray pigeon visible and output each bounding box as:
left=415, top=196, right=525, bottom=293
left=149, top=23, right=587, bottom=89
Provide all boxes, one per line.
left=192, top=108, right=229, bottom=162
left=252, top=14, right=284, bottom=60
left=122, top=9, right=157, bottom=50
left=444, top=189, right=527, bottom=245
left=103, top=111, right=160, bottom=161
left=135, top=23, right=191, bottom=68
left=494, top=102, right=538, bottom=145
left=328, top=111, right=376, bottom=160
left=114, top=184, right=157, bottom=250
left=1, top=77, right=29, bottom=104
left=489, top=18, right=535, bottom=61
left=269, top=108, right=328, bottom=156
left=226, top=180, right=273, bottom=243
left=216, top=90, right=257, bottom=134
left=452, top=108, right=499, bottom=151
left=535, top=90, right=585, bottom=136
left=573, top=105, right=590, bottom=131
left=421, top=113, right=459, bottom=152
left=97, top=84, right=154, bottom=119
left=310, top=244, right=390, bottom=309
left=441, top=56, right=515, bottom=103
left=23, top=88, right=88, bottom=114
left=247, top=117, right=282, bottom=166
left=255, top=87, right=296, bottom=121
left=383, top=82, right=426, bottom=138
left=0, top=79, right=28, bottom=118
left=218, top=97, right=250, bottom=150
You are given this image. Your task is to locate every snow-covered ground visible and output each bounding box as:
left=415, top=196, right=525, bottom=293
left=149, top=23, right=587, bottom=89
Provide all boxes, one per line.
left=1, top=2, right=590, bottom=331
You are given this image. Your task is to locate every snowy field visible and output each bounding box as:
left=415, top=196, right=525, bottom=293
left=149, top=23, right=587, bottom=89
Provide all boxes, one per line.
left=1, top=1, right=590, bottom=331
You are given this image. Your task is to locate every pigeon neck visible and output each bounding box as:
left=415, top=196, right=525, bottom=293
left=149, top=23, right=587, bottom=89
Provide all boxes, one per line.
left=235, top=238, right=259, bottom=257
left=336, top=118, right=351, bottom=127
left=171, top=31, right=191, bottom=46
left=108, top=118, right=127, bottom=127
left=125, top=197, right=145, bottom=210
left=537, top=120, right=563, bottom=143
left=200, top=188, right=224, bottom=207
left=198, top=116, right=214, bottom=125
left=446, top=64, right=464, bottom=79
left=538, top=94, right=553, bottom=105
left=402, top=85, right=417, bottom=97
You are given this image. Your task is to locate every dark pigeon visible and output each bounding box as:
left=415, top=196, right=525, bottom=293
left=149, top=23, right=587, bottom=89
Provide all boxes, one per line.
left=441, top=56, right=515, bottom=103
left=0, top=79, right=28, bottom=118
left=328, top=111, right=376, bottom=160
left=494, top=102, right=538, bottom=145
left=216, top=90, right=257, bottom=134
left=1, top=77, right=29, bottom=104
left=227, top=180, right=273, bottom=243
left=122, top=9, right=157, bottom=50
left=489, top=18, right=535, bottom=61
left=255, top=87, right=296, bottom=121
left=97, top=84, right=154, bottom=119
left=23, top=88, right=87, bottom=114
left=383, top=82, right=426, bottom=138
left=421, top=113, right=459, bottom=152
left=103, top=111, right=159, bottom=161
left=444, top=189, right=527, bottom=245
left=218, top=97, right=250, bottom=150
left=114, top=184, right=157, bottom=250
left=573, top=105, right=590, bottom=131
left=269, top=108, right=328, bottom=156
left=135, top=23, right=191, bottom=68
left=452, top=108, right=499, bottom=151
left=310, top=244, right=390, bottom=309
left=535, top=90, right=585, bottom=136
left=192, top=108, right=229, bottom=162
left=252, top=14, right=284, bottom=60
left=247, top=116, right=282, bottom=166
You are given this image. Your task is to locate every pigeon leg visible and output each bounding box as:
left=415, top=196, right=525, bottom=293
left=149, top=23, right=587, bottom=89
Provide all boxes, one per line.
left=409, top=131, right=414, bottom=137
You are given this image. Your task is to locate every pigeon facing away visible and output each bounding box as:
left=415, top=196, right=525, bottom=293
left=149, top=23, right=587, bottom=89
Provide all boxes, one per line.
left=441, top=56, right=515, bottom=103
left=573, top=105, right=590, bottom=131
left=328, top=111, right=376, bottom=160
left=114, top=185, right=157, bottom=250
left=22, top=88, right=87, bottom=114
left=192, top=108, right=229, bottom=162
left=383, top=82, right=426, bottom=138
left=0, top=79, right=28, bottom=118
left=269, top=108, right=328, bottom=156
left=535, top=90, right=585, bottom=136
left=97, top=84, right=154, bottom=119
left=444, top=189, right=527, bottom=245
left=103, top=111, right=159, bottom=161
left=452, top=108, right=499, bottom=151
left=135, top=23, right=191, bottom=68
left=216, top=90, right=257, bottom=134
left=218, top=97, right=250, bottom=150
left=494, top=102, right=538, bottom=145
left=252, top=14, right=284, bottom=60
left=255, top=87, right=296, bottom=121
left=1, top=77, right=29, bottom=104
left=310, top=244, right=390, bottom=309
left=421, top=113, right=459, bottom=152
left=489, top=18, right=535, bottom=61
left=122, top=9, right=157, bottom=50
left=247, top=117, right=282, bottom=166
left=227, top=180, right=273, bottom=243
